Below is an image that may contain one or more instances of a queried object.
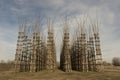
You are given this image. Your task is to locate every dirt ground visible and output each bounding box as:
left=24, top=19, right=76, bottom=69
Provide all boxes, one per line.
left=0, top=69, right=120, bottom=80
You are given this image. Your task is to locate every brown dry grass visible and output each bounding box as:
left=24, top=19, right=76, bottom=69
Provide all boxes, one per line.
left=0, top=64, right=120, bottom=80
left=0, top=69, right=120, bottom=80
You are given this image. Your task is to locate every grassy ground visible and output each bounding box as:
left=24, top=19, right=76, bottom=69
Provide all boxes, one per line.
left=0, top=69, right=120, bottom=80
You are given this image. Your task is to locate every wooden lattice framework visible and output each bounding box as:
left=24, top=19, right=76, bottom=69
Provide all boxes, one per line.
left=15, top=17, right=103, bottom=72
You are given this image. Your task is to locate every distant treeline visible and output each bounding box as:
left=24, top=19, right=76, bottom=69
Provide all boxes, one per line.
left=112, top=57, right=120, bottom=66
left=0, top=60, right=14, bottom=71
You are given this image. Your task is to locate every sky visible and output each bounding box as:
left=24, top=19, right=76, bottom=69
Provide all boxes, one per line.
left=0, top=0, right=120, bottom=63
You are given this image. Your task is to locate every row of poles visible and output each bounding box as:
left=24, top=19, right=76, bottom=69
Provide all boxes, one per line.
left=60, top=17, right=103, bottom=72
left=15, top=17, right=103, bottom=72
left=15, top=19, right=57, bottom=72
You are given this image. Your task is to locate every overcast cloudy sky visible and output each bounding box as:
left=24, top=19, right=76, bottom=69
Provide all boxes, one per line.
left=0, top=0, right=120, bottom=62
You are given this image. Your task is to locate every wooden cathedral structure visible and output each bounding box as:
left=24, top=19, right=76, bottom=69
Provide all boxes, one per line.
left=15, top=17, right=103, bottom=72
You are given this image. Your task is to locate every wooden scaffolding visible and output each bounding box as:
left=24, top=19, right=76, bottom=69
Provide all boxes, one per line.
left=15, top=17, right=103, bottom=72
left=46, top=20, right=57, bottom=72
left=60, top=20, right=72, bottom=72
